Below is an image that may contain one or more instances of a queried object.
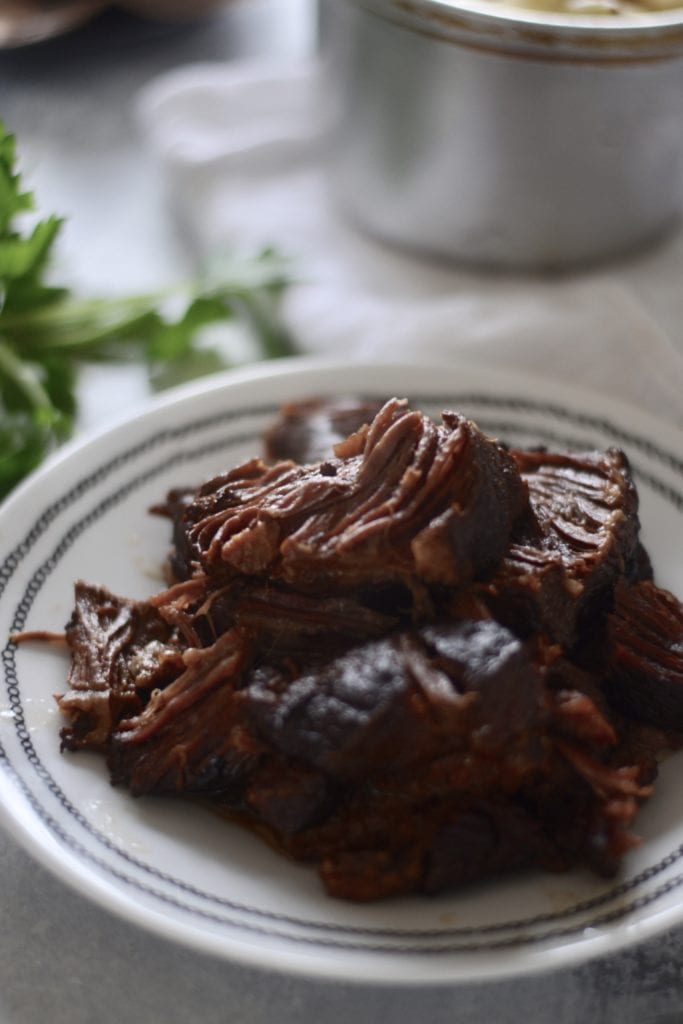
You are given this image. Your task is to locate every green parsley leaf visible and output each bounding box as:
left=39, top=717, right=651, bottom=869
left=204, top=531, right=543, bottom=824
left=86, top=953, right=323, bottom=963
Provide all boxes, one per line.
left=0, top=121, right=295, bottom=500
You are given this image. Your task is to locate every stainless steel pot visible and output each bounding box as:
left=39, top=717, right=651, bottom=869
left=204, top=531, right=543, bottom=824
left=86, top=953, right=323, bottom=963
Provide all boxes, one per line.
left=319, top=0, right=683, bottom=268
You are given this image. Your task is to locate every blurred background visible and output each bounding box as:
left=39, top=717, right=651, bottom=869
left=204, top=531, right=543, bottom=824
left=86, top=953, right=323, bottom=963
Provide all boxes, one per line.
left=0, top=0, right=316, bottom=295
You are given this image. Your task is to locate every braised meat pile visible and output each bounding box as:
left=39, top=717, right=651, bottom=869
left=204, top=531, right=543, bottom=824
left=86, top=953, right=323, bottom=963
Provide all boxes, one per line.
left=51, top=397, right=683, bottom=900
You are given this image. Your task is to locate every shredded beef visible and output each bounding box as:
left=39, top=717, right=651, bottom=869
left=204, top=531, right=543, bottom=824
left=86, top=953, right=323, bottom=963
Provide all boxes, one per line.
left=36, top=396, right=683, bottom=901
left=181, top=399, right=528, bottom=593
left=58, top=582, right=185, bottom=751
left=263, top=396, right=384, bottom=465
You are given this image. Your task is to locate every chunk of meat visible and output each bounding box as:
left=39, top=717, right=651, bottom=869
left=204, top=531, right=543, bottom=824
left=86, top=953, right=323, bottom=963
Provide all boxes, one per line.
left=183, top=399, right=528, bottom=594
left=482, top=448, right=647, bottom=649
left=246, top=620, right=543, bottom=779
left=605, top=579, right=683, bottom=731
left=263, top=396, right=383, bottom=465
left=108, top=627, right=254, bottom=796
left=57, top=582, right=185, bottom=751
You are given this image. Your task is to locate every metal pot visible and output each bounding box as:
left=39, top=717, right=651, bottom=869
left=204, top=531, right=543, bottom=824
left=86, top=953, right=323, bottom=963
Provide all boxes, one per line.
left=319, top=0, right=683, bottom=268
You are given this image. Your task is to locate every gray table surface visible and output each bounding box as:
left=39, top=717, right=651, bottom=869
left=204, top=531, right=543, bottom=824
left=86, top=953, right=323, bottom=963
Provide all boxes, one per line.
left=2, top=3, right=683, bottom=1021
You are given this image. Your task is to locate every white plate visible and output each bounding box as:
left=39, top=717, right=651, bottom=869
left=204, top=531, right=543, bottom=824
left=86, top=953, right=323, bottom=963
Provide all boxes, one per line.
left=1, top=357, right=683, bottom=985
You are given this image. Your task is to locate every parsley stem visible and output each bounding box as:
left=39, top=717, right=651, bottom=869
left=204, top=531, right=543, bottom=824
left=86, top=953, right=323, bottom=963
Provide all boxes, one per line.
left=0, top=335, right=55, bottom=420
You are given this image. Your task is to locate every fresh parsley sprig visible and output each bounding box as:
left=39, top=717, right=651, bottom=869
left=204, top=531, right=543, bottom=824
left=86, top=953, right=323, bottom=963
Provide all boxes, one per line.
left=0, top=123, right=295, bottom=499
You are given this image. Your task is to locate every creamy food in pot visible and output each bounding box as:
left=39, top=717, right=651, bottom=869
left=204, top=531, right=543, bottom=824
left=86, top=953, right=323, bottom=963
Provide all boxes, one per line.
left=492, top=0, right=681, bottom=13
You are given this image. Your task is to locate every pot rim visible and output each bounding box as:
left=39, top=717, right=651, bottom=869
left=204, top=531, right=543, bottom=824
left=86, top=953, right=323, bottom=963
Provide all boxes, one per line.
left=348, top=0, right=683, bottom=58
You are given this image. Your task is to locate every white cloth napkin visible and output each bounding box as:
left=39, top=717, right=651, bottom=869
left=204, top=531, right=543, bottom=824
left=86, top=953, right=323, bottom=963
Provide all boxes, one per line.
left=136, top=59, right=683, bottom=425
